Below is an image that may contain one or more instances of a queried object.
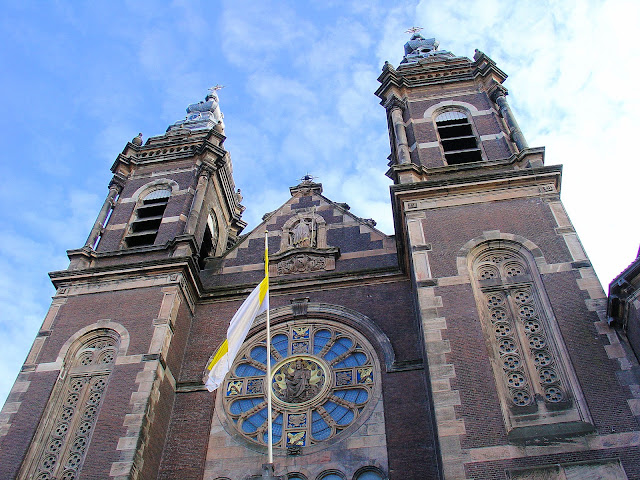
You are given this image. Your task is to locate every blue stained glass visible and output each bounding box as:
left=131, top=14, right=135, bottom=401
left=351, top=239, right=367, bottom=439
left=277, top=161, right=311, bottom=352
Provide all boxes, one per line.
left=242, top=408, right=267, bottom=433
left=250, top=346, right=267, bottom=364
left=235, top=363, right=265, bottom=377
left=288, top=475, right=306, bottom=480
left=230, top=397, right=263, bottom=415
left=333, top=388, right=368, bottom=404
left=334, top=352, right=366, bottom=368
left=313, top=330, right=331, bottom=354
left=323, top=400, right=354, bottom=426
left=311, top=411, right=331, bottom=440
left=272, top=334, right=288, bottom=358
left=323, top=337, right=353, bottom=362
left=262, top=413, right=282, bottom=443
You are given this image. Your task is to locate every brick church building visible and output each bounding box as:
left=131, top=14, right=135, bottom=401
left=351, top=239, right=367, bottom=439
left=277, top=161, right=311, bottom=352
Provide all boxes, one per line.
left=2, top=34, right=640, bottom=480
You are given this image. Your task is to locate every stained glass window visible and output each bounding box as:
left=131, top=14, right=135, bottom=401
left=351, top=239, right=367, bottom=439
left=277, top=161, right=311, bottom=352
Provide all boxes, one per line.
left=222, top=319, right=379, bottom=453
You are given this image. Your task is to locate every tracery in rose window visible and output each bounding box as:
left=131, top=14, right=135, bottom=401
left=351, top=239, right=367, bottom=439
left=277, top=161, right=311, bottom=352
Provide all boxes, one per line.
left=221, top=320, right=380, bottom=453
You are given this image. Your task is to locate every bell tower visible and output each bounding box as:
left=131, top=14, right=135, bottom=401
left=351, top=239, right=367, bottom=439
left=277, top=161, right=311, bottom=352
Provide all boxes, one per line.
left=376, top=33, right=539, bottom=186
left=0, top=90, right=246, bottom=480
left=376, top=32, right=640, bottom=479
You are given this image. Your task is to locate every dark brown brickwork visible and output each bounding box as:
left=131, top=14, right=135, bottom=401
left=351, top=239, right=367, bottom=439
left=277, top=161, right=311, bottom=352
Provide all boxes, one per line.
left=40, top=288, right=165, bottom=362
left=437, top=283, right=508, bottom=448
left=139, top=375, right=175, bottom=480
left=383, top=370, right=440, bottom=479
left=422, top=197, right=571, bottom=279
left=158, top=390, right=217, bottom=479
left=0, top=370, right=57, bottom=479
left=81, top=363, right=144, bottom=479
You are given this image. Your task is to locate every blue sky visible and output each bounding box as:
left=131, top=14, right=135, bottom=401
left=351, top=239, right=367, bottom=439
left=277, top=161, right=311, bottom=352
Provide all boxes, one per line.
left=1, top=0, right=639, bottom=406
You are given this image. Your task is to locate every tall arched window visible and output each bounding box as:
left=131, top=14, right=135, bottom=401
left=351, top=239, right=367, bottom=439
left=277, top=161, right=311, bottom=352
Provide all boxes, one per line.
left=469, top=242, right=592, bottom=439
left=435, top=110, right=483, bottom=165
left=19, top=331, right=119, bottom=480
left=124, top=187, right=171, bottom=248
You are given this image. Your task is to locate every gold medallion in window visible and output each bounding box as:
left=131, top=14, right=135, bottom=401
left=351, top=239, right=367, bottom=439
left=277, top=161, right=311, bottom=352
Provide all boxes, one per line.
left=221, top=320, right=380, bottom=454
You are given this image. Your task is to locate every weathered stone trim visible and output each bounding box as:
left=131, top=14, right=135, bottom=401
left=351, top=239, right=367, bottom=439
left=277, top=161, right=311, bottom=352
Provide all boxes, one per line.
left=118, top=188, right=191, bottom=204
left=110, top=287, right=181, bottom=479
left=405, top=215, right=469, bottom=479
left=468, top=431, right=640, bottom=463
left=423, top=100, right=480, bottom=117
left=0, top=371, right=32, bottom=438
left=128, top=166, right=197, bottom=180
left=405, top=184, right=555, bottom=212
left=545, top=199, right=640, bottom=423
left=126, top=179, right=181, bottom=203
left=53, top=272, right=183, bottom=298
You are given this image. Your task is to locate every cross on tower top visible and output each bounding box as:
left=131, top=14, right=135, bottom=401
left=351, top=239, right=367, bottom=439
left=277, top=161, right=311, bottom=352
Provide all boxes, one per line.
left=207, top=85, right=225, bottom=96
left=405, top=26, right=423, bottom=35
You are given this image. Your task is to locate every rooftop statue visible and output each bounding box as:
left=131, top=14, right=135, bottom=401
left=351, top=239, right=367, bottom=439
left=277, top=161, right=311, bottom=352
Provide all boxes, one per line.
left=167, top=85, right=225, bottom=133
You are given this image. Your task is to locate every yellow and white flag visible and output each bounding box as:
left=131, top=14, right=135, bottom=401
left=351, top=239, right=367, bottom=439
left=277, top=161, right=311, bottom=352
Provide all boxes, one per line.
left=205, top=247, right=269, bottom=392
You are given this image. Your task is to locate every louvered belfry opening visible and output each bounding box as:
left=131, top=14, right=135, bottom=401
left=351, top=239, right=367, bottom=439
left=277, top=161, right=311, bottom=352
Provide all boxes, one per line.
left=125, top=188, right=171, bottom=248
left=435, top=111, right=483, bottom=165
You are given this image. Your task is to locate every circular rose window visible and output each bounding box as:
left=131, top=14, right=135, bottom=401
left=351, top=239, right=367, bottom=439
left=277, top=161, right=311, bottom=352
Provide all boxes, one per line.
left=221, top=319, right=380, bottom=453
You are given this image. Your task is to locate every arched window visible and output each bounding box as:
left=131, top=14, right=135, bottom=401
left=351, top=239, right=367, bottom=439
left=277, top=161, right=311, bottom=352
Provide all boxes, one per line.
left=353, top=467, right=385, bottom=480
left=317, top=472, right=345, bottom=480
left=124, top=187, right=171, bottom=248
left=19, top=331, right=119, bottom=480
left=469, top=242, right=592, bottom=439
left=435, top=110, right=483, bottom=165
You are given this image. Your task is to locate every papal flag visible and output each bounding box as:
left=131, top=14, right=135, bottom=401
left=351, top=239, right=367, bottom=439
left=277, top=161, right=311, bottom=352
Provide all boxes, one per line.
left=205, top=248, right=269, bottom=392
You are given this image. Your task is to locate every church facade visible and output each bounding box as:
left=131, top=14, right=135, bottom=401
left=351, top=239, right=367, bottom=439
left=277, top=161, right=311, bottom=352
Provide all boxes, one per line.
left=2, top=35, right=640, bottom=480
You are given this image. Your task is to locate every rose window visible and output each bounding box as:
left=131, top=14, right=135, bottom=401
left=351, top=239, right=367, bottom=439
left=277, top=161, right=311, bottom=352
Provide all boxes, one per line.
left=221, top=320, right=380, bottom=453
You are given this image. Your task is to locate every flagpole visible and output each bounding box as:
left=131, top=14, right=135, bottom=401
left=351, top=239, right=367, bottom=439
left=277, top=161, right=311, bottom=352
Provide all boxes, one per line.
left=264, top=231, right=273, bottom=465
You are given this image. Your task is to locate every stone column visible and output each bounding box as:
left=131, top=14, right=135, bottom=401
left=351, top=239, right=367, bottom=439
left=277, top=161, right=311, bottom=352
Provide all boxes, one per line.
left=491, top=86, right=528, bottom=152
left=387, top=98, right=411, bottom=164
left=85, top=183, right=121, bottom=248
left=184, top=167, right=211, bottom=235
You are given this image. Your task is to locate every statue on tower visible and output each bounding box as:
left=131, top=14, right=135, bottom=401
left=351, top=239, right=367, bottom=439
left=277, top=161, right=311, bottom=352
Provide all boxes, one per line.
left=167, top=85, right=226, bottom=133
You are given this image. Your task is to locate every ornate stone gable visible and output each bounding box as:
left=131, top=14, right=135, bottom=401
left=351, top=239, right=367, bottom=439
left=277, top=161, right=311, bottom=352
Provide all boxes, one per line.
left=210, top=180, right=396, bottom=287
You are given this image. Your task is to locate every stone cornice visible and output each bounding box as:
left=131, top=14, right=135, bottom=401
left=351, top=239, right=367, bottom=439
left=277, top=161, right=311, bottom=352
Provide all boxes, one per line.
left=387, top=147, right=546, bottom=184
left=390, top=163, right=562, bottom=198
left=199, top=267, right=407, bottom=302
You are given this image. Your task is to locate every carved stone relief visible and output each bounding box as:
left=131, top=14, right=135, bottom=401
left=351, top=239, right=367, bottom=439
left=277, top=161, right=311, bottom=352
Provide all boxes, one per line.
left=470, top=243, right=592, bottom=439
left=271, top=210, right=339, bottom=276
